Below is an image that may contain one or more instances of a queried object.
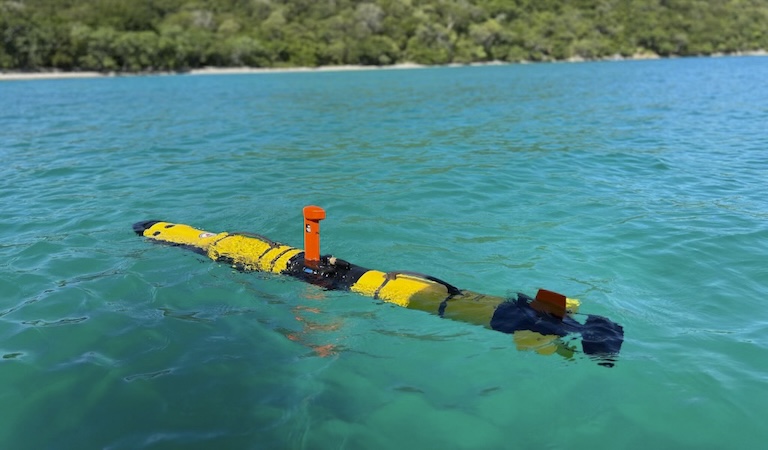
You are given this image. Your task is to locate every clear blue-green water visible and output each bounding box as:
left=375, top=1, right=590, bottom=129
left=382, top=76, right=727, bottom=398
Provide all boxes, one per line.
left=2, top=57, right=767, bottom=449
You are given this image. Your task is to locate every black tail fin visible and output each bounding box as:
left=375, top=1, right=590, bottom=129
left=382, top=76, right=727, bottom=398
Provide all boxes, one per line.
left=581, top=315, right=624, bottom=367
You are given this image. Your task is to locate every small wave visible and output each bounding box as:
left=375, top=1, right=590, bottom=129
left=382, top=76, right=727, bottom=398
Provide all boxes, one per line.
left=21, top=316, right=88, bottom=327
left=2, top=352, right=24, bottom=360
left=124, top=368, right=174, bottom=382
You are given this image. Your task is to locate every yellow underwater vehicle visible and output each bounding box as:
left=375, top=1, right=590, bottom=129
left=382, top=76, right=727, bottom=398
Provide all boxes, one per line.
left=133, top=206, right=624, bottom=366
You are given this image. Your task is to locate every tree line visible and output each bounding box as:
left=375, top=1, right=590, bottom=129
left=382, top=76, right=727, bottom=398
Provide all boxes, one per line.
left=2, top=0, right=767, bottom=72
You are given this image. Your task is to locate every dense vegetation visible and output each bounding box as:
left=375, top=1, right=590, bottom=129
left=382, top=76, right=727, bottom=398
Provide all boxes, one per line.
left=2, top=0, right=767, bottom=72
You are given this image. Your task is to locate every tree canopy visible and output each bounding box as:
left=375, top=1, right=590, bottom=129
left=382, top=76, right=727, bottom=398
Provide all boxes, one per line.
left=2, top=0, right=767, bottom=72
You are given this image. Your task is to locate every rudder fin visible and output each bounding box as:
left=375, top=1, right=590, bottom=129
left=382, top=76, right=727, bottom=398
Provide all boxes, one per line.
left=532, top=289, right=567, bottom=319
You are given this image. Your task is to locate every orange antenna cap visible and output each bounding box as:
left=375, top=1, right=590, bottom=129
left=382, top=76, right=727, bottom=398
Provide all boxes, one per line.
left=303, top=206, right=326, bottom=264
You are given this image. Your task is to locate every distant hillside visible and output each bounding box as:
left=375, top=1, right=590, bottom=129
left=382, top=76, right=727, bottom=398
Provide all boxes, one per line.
left=2, top=0, right=767, bottom=72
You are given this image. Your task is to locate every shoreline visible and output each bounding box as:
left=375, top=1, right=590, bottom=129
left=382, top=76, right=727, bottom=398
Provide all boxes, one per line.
left=2, top=51, right=766, bottom=82
left=1, top=63, right=430, bottom=81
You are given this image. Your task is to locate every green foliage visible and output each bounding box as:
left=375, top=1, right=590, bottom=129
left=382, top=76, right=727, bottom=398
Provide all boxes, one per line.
left=1, top=0, right=766, bottom=72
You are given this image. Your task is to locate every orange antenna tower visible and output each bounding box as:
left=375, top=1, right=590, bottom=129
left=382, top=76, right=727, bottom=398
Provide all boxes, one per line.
left=303, top=205, right=326, bottom=265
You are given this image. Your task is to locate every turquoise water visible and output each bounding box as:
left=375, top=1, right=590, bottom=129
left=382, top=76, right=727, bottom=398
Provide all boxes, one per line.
left=2, top=56, right=767, bottom=449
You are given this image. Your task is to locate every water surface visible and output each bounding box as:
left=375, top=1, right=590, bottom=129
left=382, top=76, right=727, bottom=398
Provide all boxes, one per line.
left=1, top=57, right=767, bottom=449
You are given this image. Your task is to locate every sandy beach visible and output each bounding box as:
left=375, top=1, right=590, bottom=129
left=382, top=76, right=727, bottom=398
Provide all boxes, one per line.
left=0, top=71, right=108, bottom=81
left=0, top=63, right=429, bottom=82
left=2, top=51, right=765, bottom=81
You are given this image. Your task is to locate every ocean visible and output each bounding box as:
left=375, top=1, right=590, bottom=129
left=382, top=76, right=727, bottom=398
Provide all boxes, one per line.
left=1, top=56, right=767, bottom=449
